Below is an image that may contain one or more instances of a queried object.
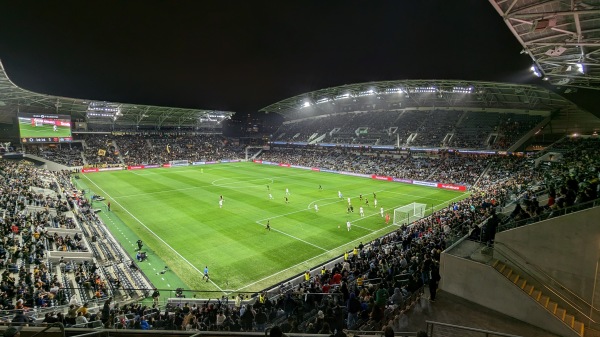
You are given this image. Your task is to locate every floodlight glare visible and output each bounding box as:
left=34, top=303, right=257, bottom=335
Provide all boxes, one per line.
left=530, top=65, right=542, bottom=78
left=303, top=102, right=310, bottom=107
left=576, top=63, right=584, bottom=74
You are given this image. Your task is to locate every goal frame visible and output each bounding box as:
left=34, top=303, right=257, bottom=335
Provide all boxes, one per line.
left=393, top=202, right=427, bottom=226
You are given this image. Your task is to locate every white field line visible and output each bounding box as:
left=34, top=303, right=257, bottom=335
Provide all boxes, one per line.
left=255, top=224, right=328, bottom=251
left=82, top=174, right=226, bottom=294
left=114, top=169, right=314, bottom=199
left=235, top=191, right=469, bottom=292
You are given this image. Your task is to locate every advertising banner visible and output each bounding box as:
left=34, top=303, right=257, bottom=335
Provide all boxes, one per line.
left=413, top=180, right=438, bottom=187
left=81, top=168, right=99, bottom=173
left=437, top=183, right=467, bottom=191
left=371, top=175, right=392, bottom=181
left=98, top=167, right=124, bottom=172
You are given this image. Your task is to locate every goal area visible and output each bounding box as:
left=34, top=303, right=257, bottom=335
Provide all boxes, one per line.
left=393, top=202, right=427, bottom=227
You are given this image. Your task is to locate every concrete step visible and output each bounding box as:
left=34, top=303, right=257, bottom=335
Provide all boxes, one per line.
left=494, top=261, right=506, bottom=273
left=555, top=307, right=566, bottom=320
left=517, top=278, right=527, bottom=289
left=547, top=301, right=558, bottom=314
left=538, top=294, right=549, bottom=307
left=502, top=267, right=513, bottom=279
left=531, top=289, right=542, bottom=301
left=524, top=284, right=535, bottom=295
left=564, top=314, right=575, bottom=328
left=573, top=320, right=584, bottom=336
left=510, top=273, right=520, bottom=284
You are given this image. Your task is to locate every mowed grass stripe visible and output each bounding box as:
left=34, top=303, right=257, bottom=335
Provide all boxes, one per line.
left=83, top=162, right=466, bottom=293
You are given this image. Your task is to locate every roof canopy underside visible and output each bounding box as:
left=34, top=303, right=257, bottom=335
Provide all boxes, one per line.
left=489, top=0, right=600, bottom=90
left=259, top=79, right=600, bottom=134
left=0, top=61, right=234, bottom=128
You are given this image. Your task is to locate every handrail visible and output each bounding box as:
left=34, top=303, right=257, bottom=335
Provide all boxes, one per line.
left=30, top=322, right=66, bottom=337
left=493, top=243, right=597, bottom=324
left=426, top=320, right=524, bottom=337
left=70, top=331, right=108, bottom=337
left=495, top=241, right=600, bottom=317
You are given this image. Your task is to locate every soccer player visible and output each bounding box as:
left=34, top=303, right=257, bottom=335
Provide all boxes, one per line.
left=285, top=188, right=290, bottom=196
left=269, top=193, right=273, bottom=200
left=202, top=266, right=210, bottom=282
left=347, top=197, right=351, bottom=205
left=346, top=221, right=351, bottom=231
left=359, top=207, right=364, bottom=217
left=319, top=185, right=323, bottom=190
left=266, top=220, right=271, bottom=231
left=53, top=124, right=58, bottom=132
left=359, top=194, right=363, bottom=201
left=285, top=196, right=289, bottom=204
left=380, top=207, right=384, bottom=217
left=219, top=199, right=223, bottom=208
left=385, top=213, right=390, bottom=224
left=314, top=204, right=319, bottom=212
left=338, top=191, right=343, bottom=199
left=267, top=185, right=270, bottom=191
left=365, top=199, right=369, bottom=207
left=374, top=198, right=378, bottom=207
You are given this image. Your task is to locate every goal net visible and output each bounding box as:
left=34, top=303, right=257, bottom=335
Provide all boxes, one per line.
left=169, top=160, right=189, bottom=167
left=393, top=202, right=427, bottom=227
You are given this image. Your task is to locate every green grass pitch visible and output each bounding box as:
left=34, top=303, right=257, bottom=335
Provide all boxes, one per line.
left=80, top=162, right=468, bottom=294
left=19, top=119, right=72, bottom=138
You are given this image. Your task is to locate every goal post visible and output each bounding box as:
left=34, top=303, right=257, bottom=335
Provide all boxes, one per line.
left=169, top=160, right=189, bottom=167
left=393, top=202, right=427, bottom=226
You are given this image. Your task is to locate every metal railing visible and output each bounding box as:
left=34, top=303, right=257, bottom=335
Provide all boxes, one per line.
left=498, top=197, right=600, bottom=233
left=426, top=320, right=524, bottom=337
left=493, top=242, right=600, bottom=330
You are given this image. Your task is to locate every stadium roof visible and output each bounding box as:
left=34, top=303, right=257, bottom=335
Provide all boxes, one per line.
left=0, top=60, right=234, bottom=127
left=259, top=79, right=600, bottom=134
left=489, top=0, right=600, bottom=90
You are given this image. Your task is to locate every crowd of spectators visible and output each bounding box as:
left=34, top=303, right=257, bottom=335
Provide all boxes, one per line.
left=273, top=110, right=540, bottom=149
left=28, top=144, right=84, bottom=167
left=1, top=135, right=599, bottom=334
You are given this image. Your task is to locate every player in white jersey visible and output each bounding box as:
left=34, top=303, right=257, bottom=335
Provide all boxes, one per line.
left=346, top=221, right=351, bottom=231
left=269, top=193, right=273, bottom=199
left=338, top=191, right=343, bottom=198
left=219, top=199, right=223, bottom=208
left=374, top=198, right=378, bottom=207
left=347, top=197, right=351, bottom=205
left=285, top=188, right=290, bottom=196
left=314, top=204, right=319, bottom=212
left=359, top=207, right=364, bottom=217
left=380, top=207, right=384, bottom=217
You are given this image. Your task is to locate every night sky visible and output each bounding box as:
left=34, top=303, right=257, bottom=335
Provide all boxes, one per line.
left=0, top=1, right=577, bottom=116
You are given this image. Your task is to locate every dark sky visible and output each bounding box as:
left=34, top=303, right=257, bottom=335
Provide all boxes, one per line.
left=0, top=1, right=546, bottom=115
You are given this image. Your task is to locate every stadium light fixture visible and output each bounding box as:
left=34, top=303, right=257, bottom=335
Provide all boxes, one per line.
left=303, top=101, right=310, bottom=108
left=530, top=65, right=542, bottom=77
left=576, top=63, right=584, bottom=74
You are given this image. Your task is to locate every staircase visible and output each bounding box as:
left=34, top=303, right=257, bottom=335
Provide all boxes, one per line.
left=492, top=259, right=585, bottom=337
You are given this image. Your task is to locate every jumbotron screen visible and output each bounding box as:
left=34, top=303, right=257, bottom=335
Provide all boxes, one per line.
left=18, top=113, right=72, bottom=143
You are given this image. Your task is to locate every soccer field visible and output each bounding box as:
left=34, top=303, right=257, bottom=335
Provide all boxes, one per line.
left=19, top=120, right=72, bottom=138
left=80, top=162, right=468, bottom=294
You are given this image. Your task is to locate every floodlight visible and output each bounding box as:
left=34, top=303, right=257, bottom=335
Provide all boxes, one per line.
left=576, top=63, right=584, bottom=74
left=530, top=65, right=542, bottom=77
left=303, top=102, right=310, bottom=107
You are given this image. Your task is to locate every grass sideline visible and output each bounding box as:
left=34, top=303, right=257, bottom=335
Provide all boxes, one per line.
left=80, top=162, right=468, bottom=295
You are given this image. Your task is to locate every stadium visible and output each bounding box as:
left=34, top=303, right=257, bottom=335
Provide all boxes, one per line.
left=1, top=1, right=600, bottom=337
